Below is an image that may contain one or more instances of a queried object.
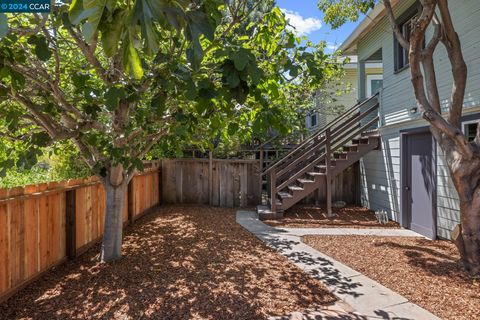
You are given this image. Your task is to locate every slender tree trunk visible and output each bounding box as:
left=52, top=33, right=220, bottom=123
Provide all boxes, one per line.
left=100, top=178, right=127, bottom=262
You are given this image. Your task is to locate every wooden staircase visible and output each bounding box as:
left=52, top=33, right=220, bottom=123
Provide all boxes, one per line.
left=257, top=95, right=381, bottom=220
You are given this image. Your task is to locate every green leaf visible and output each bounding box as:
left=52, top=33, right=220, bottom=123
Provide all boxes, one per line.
left=81, top=0, right=106, bottom=43
left=129, top=0, right=159, bottom=53
left=0, top=13, right=8, bottom=39
left=28, top=35, right=51, bottom=61
left=186, top=10, right=215, bottom=41
left=69, top=0, right=95, bottom=25
left=226, top=70, right=240, bottom=88
left=10, top=70, right=25, bottom=90
left=184, top=10, right=215, bottom=69
left=230, top=48, right=250, bottom=71
left=228, top=122, right=239, bottom=136
left=122, top=36, right=144, bottom=79
left=101, top=9, right=126, bottom=57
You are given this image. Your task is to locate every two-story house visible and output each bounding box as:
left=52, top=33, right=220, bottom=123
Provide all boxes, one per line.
left=339, top=0, right=480, bottom=239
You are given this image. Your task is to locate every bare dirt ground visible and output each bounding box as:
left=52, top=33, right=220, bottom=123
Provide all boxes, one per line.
left=0, top=205, right=337, bottom=320
left=264, top=205, right=399, bottom=229
left=303, top=235, right=480, bottom=320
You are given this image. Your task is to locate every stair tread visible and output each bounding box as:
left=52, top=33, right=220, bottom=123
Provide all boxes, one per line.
left=278, top=192, right=293, bottom=198
left=307, top=172, right=324, bottom=176
left=288, top=185, right=304, bottom=191
left=297, top=178, right=314, bottom=184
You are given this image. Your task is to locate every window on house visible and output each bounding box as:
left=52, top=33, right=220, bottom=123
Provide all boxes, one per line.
left=367, top=74, right=383, bottom=96
left=394, top=3, right=421, bottom=72
left=310, top=114, right=317, bottom=127
left=463, top=121, right=478, bottom=142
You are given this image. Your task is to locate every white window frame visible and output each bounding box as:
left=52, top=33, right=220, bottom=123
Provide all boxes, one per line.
left=366, top=74, right=383, bottom=97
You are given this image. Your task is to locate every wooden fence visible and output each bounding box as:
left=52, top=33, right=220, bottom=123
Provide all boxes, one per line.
left=161, top=158, right=360, bottom=207
left=0, top=163, right=161, bottom=302
left=161, top=159, right=262, bottom=207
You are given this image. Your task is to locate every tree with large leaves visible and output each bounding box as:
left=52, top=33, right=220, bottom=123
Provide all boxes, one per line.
left=319, top=0, right=480, bottom=276
left=0, top=0, right=340, bottom=262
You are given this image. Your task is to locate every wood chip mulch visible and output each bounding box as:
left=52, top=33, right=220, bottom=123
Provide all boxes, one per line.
left=264, top=205, right=399, bottom=228
left=302, top=235, right=480, bottom=320
left=0, top=205, right=336, bottom=320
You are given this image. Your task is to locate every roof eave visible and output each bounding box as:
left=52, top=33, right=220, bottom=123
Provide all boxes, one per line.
left=339, top=0, right=400, bottom=54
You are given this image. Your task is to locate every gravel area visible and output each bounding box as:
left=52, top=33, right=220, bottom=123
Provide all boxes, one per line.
left=303, top=235, right=480, bottom=320
left=264, top=205, right=399, bottom=228
left=0, top=205, right=336, bottom=320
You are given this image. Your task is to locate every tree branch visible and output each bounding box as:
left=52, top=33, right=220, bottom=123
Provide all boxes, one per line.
left=66, top=26, right=113, bottom=85
left=437, top=0, right=467, bottom=128
left=421, top=16, right=442, bottom=114
left=383, top=0, right=410, bottom=50
left=408, top=0, right=472, bottom=158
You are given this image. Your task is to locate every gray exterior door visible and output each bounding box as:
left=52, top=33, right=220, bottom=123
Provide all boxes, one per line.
left=402, top=131, right=436, bottom=239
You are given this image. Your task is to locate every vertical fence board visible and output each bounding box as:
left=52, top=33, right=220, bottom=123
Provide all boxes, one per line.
left=0, top=189, right=8, bottom=294
left=75, top=187, right=86, bottom=249
left=24, top=185, right=37, bottom=279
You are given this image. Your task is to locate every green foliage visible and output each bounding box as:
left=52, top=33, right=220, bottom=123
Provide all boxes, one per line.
left=0, top=141, right=90, bottom=188
left=0, top=0, right=343, bottom=184
left=318, top=0, right=376, bottom=29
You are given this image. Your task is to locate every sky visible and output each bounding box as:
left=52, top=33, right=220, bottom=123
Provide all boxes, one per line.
left=276, top=0, right=363, bottom=53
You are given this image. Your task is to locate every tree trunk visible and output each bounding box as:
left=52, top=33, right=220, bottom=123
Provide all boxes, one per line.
left=100, top=179, right=127, bottom=262
left=459, top=198, right=480, bottom=275
left=448, top=156, right=480, bottom=276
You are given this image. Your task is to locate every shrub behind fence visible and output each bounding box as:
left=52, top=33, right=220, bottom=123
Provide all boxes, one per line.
left=0, top=162, right=161, bottom=302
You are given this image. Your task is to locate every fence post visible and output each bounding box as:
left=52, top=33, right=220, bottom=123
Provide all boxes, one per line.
left=158, top=162, right=162, bottom=206
left=128, top=179, right=134, bottom=224
left=259, top=147, right=264, bottom=201
left=325, top=128, right=333, bottom=216
left=209, top=150, right=213, bottom=206
left=270, top=167, right=277, bottom=212
left=65, top=189, right=76, bottom=260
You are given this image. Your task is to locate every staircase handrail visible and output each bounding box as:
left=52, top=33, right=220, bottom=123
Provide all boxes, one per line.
left=276, top=113, right=379, bottom=191
left=275, top=101, right=380, bottom=181
left=262, top=93, right=379, bottom=176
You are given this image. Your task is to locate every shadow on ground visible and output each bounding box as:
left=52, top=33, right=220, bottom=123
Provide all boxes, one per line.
left=260, top=234, right=363, bottom=299
left=0, top=205, right=336, bottom=320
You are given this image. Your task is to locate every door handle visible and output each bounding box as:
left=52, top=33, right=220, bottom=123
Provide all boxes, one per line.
left=404, top=186, right=410, bottom=191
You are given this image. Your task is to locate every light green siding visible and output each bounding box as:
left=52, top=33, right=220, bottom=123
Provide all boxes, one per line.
left=356, top=0, right=480, bottom=239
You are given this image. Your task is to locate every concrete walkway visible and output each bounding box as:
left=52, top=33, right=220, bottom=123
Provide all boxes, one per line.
left=236, top=211, right=440, bottom=320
